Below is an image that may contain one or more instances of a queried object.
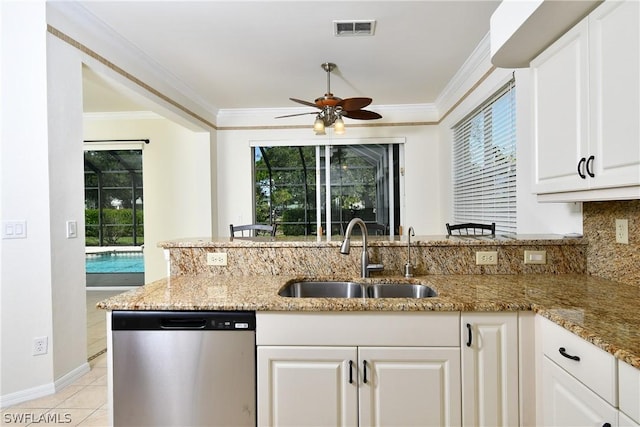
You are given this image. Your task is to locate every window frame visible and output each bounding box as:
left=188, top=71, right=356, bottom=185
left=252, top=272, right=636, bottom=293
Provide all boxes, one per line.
left=251, top=137, right=405, bottom=239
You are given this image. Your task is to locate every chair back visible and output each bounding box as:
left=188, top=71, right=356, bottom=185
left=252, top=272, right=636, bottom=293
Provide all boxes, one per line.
left=446, top=222, right=495, bottom=237
left=230, top=223, right=277, bottom=237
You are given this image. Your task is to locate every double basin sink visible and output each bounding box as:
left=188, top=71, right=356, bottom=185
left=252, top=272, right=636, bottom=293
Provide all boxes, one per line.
left=279, top=280, right=437, bottom=299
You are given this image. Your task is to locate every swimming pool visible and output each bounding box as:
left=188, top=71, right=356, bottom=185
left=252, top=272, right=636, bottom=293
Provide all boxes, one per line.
left=86, top=252, right=144, bottom=273
left=86, top=250, right=145, bottom=287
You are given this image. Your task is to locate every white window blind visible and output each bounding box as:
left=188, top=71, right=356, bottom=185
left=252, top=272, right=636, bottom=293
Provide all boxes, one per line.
left=452, top=79, right=516, bottom=235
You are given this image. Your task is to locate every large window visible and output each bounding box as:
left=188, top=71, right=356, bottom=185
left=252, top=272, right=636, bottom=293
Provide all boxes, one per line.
left=253, top=142, right=401, bottom=237
left=84, top=149, right=144, bottom=246
left=452, top=79, right=516, bottom=234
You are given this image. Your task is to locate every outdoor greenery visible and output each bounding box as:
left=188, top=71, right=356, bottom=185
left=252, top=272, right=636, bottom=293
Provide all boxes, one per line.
left=84, top=149, right=144, bottom=246
left=85, top=208, right=144, bottom=246
left=254, top=145, right=392, bottom=236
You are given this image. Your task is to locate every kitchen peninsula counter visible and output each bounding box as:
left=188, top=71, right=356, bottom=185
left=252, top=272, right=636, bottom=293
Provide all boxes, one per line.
left=98, top=273, right=640, bottom=369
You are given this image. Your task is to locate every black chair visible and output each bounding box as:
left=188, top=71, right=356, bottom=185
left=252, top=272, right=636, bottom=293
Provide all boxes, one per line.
left=446, top=222, right=495, bottom=237
left=230, top=223, right=277, bottom=237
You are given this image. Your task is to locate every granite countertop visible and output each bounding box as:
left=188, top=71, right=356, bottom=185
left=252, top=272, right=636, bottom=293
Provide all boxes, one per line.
left=159, top=234, right=584, bottom=248
left=98, top=273, right=640, bottom=368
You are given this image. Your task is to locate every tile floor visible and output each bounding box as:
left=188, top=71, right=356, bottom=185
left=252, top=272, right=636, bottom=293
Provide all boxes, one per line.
left=1, top=290, right=122, bottom=427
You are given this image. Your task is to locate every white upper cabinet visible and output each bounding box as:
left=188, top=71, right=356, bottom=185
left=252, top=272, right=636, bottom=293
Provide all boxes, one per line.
left=531, top=0, right=640, bottom=202
left=531, top=19, right=590, bottom=195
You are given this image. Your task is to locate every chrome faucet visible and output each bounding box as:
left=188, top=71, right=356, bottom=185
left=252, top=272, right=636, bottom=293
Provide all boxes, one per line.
left=340, top=218, right=384, bottom=278
left=404, top=226, right=415, bottom=277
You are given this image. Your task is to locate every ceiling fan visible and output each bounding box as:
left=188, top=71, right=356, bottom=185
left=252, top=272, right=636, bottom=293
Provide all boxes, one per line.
left=276, top=62, right=382, bottom=135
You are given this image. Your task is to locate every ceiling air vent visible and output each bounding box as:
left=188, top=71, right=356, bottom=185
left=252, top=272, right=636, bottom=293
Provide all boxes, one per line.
left=333, top=20, right=376, bottom=36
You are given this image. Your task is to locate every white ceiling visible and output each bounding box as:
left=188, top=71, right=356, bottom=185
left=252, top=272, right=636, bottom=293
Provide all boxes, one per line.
left=78, top=1, right=500, bottom=114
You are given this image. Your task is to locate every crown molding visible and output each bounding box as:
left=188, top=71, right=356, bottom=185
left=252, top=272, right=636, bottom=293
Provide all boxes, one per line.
left=434, top=32, right=493, bottom=117
left=216, top=103, right=438, bottom=128
left=47, top=2, right=219, bottom=123
left=83, top=111, right=163, bottom=121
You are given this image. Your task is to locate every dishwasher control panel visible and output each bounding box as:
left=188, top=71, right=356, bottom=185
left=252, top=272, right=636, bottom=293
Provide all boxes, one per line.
left=112, top=311, right=256, bottom=331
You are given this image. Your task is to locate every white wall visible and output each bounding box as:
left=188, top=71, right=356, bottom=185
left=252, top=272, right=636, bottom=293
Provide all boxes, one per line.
left=83, top=114, right=213, bottom=282
left=1, top=1, right=89, bottom=404
left=1, top=1, right=56, bottom=400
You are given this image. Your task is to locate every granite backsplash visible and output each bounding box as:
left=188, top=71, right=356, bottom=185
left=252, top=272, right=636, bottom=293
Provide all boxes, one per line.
left=584, top=200, right=640, bottom=287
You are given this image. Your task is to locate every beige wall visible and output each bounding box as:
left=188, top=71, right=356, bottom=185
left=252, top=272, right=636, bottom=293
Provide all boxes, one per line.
left=584, top=200, right=640, bottom=287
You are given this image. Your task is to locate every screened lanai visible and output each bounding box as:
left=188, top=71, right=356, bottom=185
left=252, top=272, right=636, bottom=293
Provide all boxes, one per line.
left=84, top=145, right=145, bottom=247
left=253, top=143, right=400, bottom=237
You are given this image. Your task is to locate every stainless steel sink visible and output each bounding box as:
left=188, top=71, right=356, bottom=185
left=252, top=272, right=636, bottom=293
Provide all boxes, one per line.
left=278, top=281, right=365, bottom=298
left=278, top=280, right=437, bottom=299
left=367, top=283, right=437, bottom=298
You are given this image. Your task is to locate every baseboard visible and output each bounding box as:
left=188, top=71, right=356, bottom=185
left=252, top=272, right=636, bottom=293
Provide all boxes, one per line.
left=0, top=362, right=90, bottom=410
left=0, top=382, right=55, bottom=410
left=55, top=361, right=90, bottom=391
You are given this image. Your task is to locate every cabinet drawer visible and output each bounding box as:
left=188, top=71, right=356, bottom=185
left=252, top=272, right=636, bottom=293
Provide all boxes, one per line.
left=539, top=315, right=617, bottom=405
left=257, top=312, right=460, bottom=346
left=620, top=361, right=640, bottom=424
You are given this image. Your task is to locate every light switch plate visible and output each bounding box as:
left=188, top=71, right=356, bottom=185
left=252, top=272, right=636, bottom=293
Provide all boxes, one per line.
left=2, top=220, right=27, bottom=239
left=66, top=220, right=78, bottom=239
left=524, top=250, right=547, bottom=264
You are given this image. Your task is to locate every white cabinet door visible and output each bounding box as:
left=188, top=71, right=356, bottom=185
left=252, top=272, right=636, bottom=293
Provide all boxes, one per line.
left=461, top=312, right=519, bottom=427
left=257, top=346, right=358, bottom=427
left=588, top=0, right=640, bottom=190
left=620, top=411, right=640, bottom=427
left=358, top=347, right=461, bottom=427
left=542, top=357, right=618, bottom=427
left=531, top=18, right=590, bottom=194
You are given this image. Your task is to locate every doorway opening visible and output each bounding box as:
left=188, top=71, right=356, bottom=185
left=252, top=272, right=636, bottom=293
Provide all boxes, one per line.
left=84, top=145, right=145, bottom=287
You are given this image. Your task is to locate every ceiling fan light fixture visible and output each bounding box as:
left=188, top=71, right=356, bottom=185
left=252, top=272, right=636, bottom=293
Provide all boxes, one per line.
left=334, top=116, right=345, bottom=135
left=313, top=116, right=326, bottom=135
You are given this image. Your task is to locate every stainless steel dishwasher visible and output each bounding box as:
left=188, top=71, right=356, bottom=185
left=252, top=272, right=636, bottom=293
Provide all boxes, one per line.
left=112, top=311, right=256, bottom=426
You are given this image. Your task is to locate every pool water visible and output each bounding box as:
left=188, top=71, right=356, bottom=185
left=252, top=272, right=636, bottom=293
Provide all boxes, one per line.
left=86, top=252, right=144, bottom=273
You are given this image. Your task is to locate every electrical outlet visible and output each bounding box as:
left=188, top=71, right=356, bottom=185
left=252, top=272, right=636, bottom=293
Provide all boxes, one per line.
left=524, top=250, right=547, bottom=265
left=475, top=251, right=498, bottom=265
left=33, top=336, right=48, bottom=356
left=207, top=252, right=228, bottom=266
left=615, top=219, right=629, bottom=244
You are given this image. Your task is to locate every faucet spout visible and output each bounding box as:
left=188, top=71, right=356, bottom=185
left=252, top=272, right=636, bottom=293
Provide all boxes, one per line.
left=404, top=226, right=415, bottom=277
left=340, top=218, right=382, bottom=278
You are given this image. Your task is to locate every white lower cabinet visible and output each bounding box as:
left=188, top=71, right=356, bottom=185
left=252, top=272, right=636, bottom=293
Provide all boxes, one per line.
left=461, top=312, right=519, bottom=426
left=620, top=411, right=640, bottom=427
left=543, top=357, right=618, bottom=426
left=358, top=347, right=461, bottom=426
left=538, top=315, right=619, bottom=427
left=257, top=346, right=357, bottom=426
left=256, top=312, right=461, bottom=426
left=257, top=345, right=461, bottom=427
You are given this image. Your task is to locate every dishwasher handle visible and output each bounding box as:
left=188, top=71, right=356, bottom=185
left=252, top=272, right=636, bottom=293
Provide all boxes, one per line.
left=160, top=318, right=207, bottom=329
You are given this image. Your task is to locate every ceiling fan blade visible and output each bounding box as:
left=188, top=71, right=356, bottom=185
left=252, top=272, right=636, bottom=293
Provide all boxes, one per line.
left=338, top=97, right=372, bottom=111
left=290, top=98, right=320, bottom=108
left=342, top=110, right=382, bottom=120
left=275, top=112, right=318, bottom=119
